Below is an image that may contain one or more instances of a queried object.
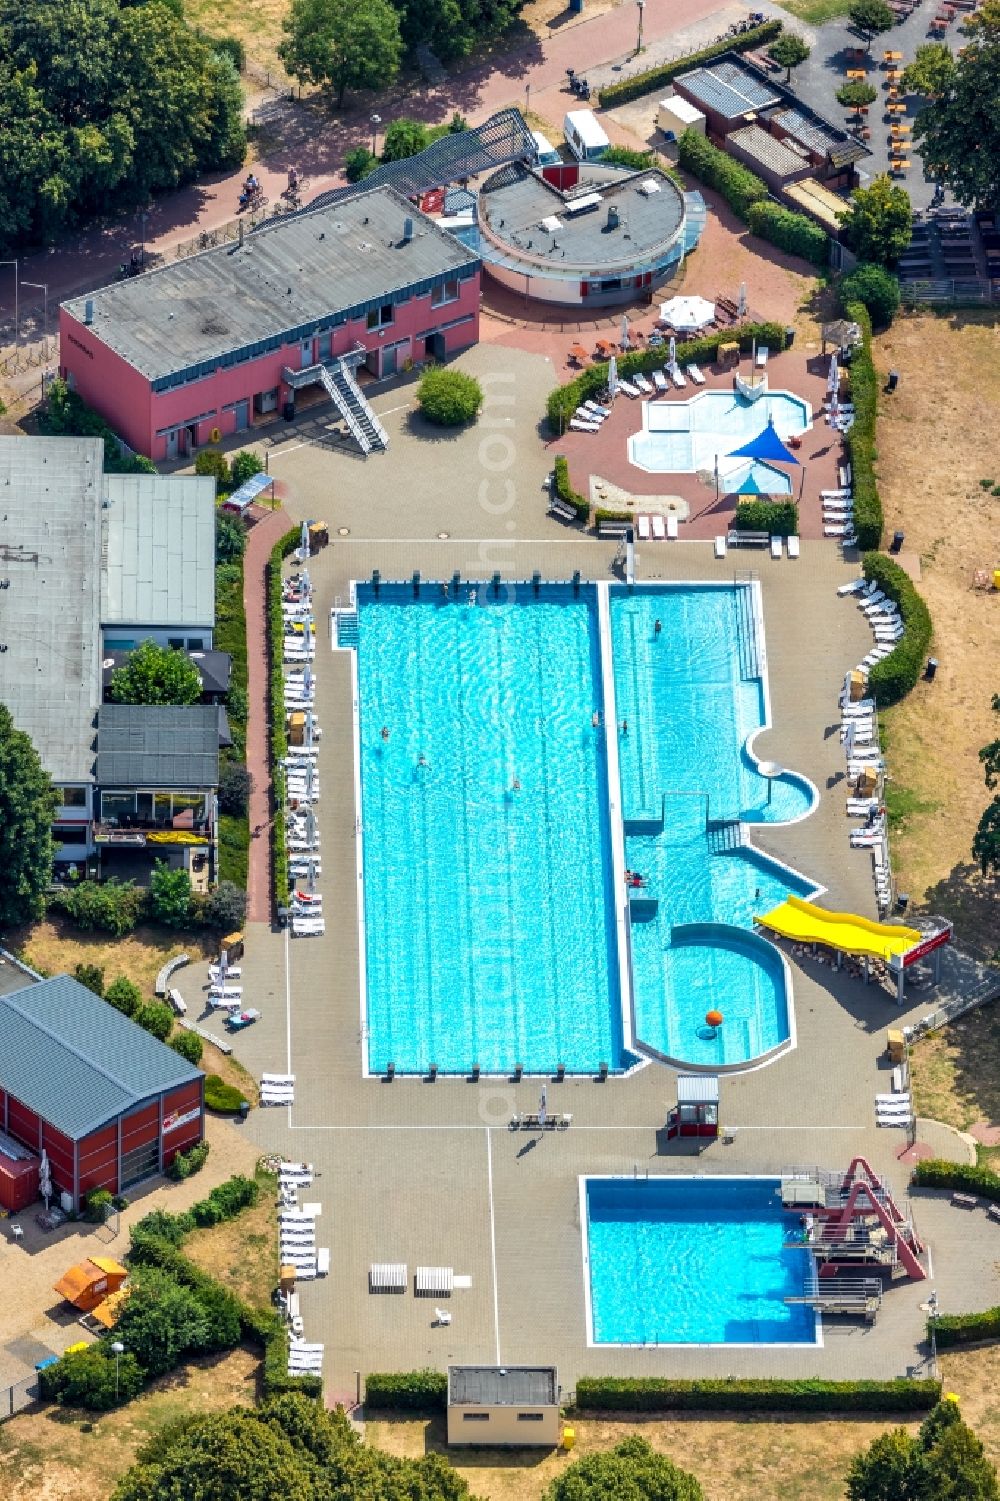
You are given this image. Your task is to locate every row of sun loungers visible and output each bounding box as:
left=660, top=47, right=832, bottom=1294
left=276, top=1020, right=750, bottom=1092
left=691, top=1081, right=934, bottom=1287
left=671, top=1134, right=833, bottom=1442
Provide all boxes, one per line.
left=837, top=584, right=897, bottom=912
left=636, top=513, right=678, bottom=541
left=276, top=1174, right=328, bottom=1374
left=261, top=1071, right=295, bottom=1106
left=285, top=576, right=326, bottom=938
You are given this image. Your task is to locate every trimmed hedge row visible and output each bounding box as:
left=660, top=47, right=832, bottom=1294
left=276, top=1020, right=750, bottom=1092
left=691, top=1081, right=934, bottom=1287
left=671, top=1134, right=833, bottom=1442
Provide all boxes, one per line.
left=913, top=1158, right=1000, bottom=1204
left=933, top=1309, right=1000, bottom=1349
left=861, top=552, right=933, bottom=707
left=267, top=528, right=300, bottom=912
left=546, top=320, right=788, bottom=434
left=842, top=301, right=882, bottom=551
left=678, top=129, right=828, bottom=269
left=598, top=19, right=783, bottom=106
left=574, top=1377, right=942, bottom=1412
left=552, top=454, right=589, bottom=522
left=365, top=1369, right=448, bottom=1410
left=733, top=499, right=798, bottom=536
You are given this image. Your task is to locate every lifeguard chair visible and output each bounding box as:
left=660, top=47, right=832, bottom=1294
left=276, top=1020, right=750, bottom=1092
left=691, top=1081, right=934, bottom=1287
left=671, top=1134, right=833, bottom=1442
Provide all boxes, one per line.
left=666, top=1075, right=719, bottom=1140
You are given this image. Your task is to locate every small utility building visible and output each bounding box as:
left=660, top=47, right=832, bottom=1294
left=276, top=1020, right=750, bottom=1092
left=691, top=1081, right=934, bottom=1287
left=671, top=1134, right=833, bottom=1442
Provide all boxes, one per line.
left=447, top=1366, right=560, bottom=1447
left=0, top=975, right=204, bottom=1209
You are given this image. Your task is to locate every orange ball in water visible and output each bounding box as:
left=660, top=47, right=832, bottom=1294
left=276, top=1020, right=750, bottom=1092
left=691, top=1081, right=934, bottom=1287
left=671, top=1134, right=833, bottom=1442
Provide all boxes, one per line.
left=705, top=1010, right=724, bottom=1028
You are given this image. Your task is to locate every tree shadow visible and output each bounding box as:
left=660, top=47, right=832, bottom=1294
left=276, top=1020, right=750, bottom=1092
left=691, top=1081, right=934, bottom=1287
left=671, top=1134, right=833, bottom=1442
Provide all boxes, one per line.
left=919, top=859, right=1000, bottom=963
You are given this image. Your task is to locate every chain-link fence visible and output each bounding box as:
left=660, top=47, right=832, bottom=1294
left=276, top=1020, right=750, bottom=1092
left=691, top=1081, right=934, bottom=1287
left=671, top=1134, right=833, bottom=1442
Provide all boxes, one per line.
left=0, top=1374, right=39, bottom=1422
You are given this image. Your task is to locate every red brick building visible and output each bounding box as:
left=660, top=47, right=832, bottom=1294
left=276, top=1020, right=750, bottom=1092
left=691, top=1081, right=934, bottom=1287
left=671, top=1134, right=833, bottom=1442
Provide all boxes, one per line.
left=0, top=973, right=204, bottom=1212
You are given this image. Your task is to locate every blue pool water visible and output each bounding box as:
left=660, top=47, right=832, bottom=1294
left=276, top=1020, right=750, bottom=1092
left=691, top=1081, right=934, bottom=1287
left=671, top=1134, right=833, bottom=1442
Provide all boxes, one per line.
left=611, top=585, right=814, bottom=1065
left=584, top=1177, right=818, bottom=1345
left=356, top=584, right=623, bottom=1075
left=629, top=390, right=810, bottom=493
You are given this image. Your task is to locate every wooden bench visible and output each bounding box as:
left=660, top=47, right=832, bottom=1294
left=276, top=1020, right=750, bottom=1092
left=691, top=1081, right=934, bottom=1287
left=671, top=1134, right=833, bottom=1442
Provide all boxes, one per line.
left=952, top=1191, right=979, bottom=1209
left=155, top=952, right=190, bottom=997
left=727, top=530, right=770, bottom=548
left=548, top=496, right=580, bottom=524
left=598, top=519, right=631, bottom=539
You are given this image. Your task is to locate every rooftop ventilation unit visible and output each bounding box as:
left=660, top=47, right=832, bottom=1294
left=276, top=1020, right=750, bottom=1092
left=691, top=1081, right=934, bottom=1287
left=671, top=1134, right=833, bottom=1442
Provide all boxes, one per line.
left=564, top=192, right=602, bottom=216
left=606, top=205, right=620, bottom=230
left=637, top=177, right=662, bottom=196
left=84, top=299, right=94, bottom=325
left=402, top=216, right=414, bottom=243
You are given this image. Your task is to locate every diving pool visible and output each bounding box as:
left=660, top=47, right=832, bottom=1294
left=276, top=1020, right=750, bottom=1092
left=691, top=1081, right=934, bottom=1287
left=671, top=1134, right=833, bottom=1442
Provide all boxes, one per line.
left=610, top=585, right=815, bottom=1067
left=583, top=1176, right=819, bottom=1346
left=355, top=583, right=624, bottom=1076
left=629, top=389, right=811, bottom=494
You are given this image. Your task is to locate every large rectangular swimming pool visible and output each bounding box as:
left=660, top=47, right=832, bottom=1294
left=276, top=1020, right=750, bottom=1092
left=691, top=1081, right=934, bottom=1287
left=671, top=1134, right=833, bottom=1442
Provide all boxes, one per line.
left=583, top=1176, right=819, bottom=1345
left=356, top=583, right=624, bottom=1075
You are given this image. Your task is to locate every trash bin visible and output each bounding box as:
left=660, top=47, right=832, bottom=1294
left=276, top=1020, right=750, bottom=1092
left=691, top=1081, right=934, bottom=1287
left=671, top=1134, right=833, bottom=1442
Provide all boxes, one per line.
left=239, top=1100, right=250, bottom=1123
left=887, top=369, right=899, bottom=393
left=925, top=658, right=938, bottom=681
left=784, top=325, right=795, bottom=348
left=282, top=399, right=295, bottom=421
left=890, top=530, right=905, bottom=553
left=896, top=893, right=910, bottom=913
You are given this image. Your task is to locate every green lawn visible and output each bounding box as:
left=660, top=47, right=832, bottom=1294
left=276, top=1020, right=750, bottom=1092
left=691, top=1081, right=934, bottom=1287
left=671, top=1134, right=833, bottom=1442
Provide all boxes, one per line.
left=776, top=0, right=854, bottom=24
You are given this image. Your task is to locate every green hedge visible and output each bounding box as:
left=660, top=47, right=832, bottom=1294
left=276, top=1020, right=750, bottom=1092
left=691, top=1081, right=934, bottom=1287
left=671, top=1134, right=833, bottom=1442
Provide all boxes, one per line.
left=267, top=529, right=300, bottom=911
left=594, top=506, right=636, bottom=525
left=599, top=20, right=783, bottom=106
left=842, top=301, right=883, bottom=551
left=912, top=1158, right=1000, bottom=1204
left=733, top=499, right=799, bottom=535
left=215, top=553, right=250, bottom=887
left=574, top=1377, right=941, bottom=1413
left=933, top=1309, right=1000, bottom=1349
left=552, top=455, right=589, bottom=522
left=746, top=200, right=829, bottom=269
left=365, top=1370, right=449, bottom=1411
left=678, top=129, right=828, bottom=269
left=861, top=553, right=933, bottom=707
left=546, top=320, right=787, bottom=434
left=204, top=1073, right=247, bottom=1113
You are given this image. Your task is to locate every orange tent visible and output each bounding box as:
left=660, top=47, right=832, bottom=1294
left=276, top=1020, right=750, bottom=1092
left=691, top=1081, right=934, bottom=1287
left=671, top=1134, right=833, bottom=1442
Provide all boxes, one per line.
left=53, top=1257, right=128, bottom=1313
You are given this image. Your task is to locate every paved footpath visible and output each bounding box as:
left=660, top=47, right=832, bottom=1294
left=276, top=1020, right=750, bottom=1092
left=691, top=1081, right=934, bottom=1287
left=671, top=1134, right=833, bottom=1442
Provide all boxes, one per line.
left=243, top=507, right=294, bottom=924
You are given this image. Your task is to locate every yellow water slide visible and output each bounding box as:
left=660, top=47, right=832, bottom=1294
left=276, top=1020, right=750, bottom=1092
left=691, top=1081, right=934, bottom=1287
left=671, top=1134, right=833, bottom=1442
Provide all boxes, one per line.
left=757, top=895, right=921, bottom=962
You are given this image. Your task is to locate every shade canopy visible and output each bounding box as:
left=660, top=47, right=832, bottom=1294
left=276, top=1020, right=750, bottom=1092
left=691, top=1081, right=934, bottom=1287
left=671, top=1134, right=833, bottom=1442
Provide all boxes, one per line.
left=659, top=295, right=715, bottom=332
left=727, top=416, right=799, bottom=466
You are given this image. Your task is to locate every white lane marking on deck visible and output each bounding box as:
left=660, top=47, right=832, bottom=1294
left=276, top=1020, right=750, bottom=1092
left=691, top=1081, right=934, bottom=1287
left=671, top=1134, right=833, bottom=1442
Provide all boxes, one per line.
left=268, top=441, right=308, bottom=458
left=487, top=1128, right=501, bottom=1364
left=284, top=923, right=293, bottom=1108
left=926, top=1244, right=934, bottom=1279
left=285, top=1122, right=867, bottom=1132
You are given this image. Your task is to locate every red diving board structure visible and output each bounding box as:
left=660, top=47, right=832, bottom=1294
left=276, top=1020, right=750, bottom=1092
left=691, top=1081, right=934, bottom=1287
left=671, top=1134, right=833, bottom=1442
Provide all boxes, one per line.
left=780, top=1156, right=926, bottom=1283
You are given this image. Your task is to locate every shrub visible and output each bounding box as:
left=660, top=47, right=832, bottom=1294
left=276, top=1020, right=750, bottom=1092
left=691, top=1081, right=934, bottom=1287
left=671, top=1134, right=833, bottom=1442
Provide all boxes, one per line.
left=842, top=301, right=883, bottom=550
left=862, top=553, right=933, bottom=706
left=219, top=760, right=252, bottom=815
left=74, top=962, right=105, bottom=997
left=382, top=117, right=429, bottom=161
left=746, top=200, right=829, bottom=268
left=215, top=510, right=247, bottom=564
left=114, top=1266, right=212, bottom=1378
left=110, top=639, right=203, bottom=707
left=40, top=379, right=156, bottom=475
left=365, top=1370, right=449, bottom=1410
left=602, top=145, right=655, bottom=170
left=204, top=1074, right=247, bottom=1113
left=574, top=1377, right=941, bottom=1412
left=204, top=880, right=248, bottom=930
left=598, top=19, right=783, bottom=106
left=85, top=1188, right=114, bottom=1223
left=167, top=1138, right=210, bottom=1179
left=933, top=1308, right=1000, bottom=1348
left=194, top=450, right=231, bottom=491
left=105, top=975, right=142, bottom=1018
left=841, top=263, right=901, bottom=328
left=39, top=1344, right=145, bottom=1410
left=913, top=1158, right=1000, bottom=1203
left=733, top=499, right=799, bottom=535
left=170, top=1029, right=204, bottom=1065
left=210, top=35, right=246, bottom=71
left=552, top=455, right=589, bottom=522
left=135, top=1000, right=174, bottom=1041
left=229, top=449, right=265, bottom=489
left=150, top=861, right=192, bottom=928
left=132, top=1208, right=196, bottom=1247
left=56, top=878, right=144, bottom=936
left=417, top=367, right=484, bottom=426
left=345, top=146, right=378, bottom=182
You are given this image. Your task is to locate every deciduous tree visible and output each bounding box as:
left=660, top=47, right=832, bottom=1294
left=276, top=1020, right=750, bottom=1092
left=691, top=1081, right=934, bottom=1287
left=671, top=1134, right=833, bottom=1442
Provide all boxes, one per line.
left=914, top=1, right=1000, bottom=206
left=150, top=861, right=192, bottom=928
left=543, top=1437, right=704, bottom=1501
left=836, top=80, right=878, bottom=109
left=279, top=0, right=402, bottom=109
left=0, top=704, right=57, bottom=928
left=110, top=640, right=203, bottom=706
left=840, top=263, right=901, bottom=326
left=841, top=175, right=912, bottom=265
left=849, top=0, right=896, bottom=48
left=901, top=42, right=956, bottom=97
left=769, top=33, right=811, bottom=81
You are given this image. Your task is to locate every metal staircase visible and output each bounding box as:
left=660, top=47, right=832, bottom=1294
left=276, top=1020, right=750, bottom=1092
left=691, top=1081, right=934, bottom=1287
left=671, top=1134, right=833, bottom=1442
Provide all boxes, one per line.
left=336, top=611, right=359, bottom=649
left=284, top=360, right=389, bottom=455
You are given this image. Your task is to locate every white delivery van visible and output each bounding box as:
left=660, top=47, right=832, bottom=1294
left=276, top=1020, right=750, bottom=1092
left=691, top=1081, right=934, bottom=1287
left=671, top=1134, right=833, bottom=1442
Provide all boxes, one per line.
left=531, top=130, right=562, bottom=167
left=563, top=109, right=610, bottom=163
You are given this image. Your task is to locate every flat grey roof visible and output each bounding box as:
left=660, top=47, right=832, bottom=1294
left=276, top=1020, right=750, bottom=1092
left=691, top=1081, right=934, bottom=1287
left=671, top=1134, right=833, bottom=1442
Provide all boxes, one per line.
left=0, top=974, right=201, bottom=1140
left=729, top=123, right=809, bottom=181
left=449, top=1366, right=557, bottom=1406
left=767, top=105, right=870, bottom=168
left=101, top=474, right=215, bottom=628
left=0, top=435, right=103, bottom=784
left=63, top=186, right=479, bottom=383
left=97, top=703, right=220, bottom=788
left=480, top=164, right=684, bottom=272
left=677, top=59, right=780, bottom=119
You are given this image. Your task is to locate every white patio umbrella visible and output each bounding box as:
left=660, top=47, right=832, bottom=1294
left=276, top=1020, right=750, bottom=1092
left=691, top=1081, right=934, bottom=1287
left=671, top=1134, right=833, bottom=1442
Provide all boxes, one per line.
left=737, top=282, right=748, bottom=318
left=668, top=335, right=677, bottom=370
left=659, top=295, right=715, bottom=333
left=304, top=710, right=315, bottom=748
left=538, top=1085, right=548, bottom=1128
left=620, top=313, right=630, bottom=350
left=301, top=567, right=311, bottom=598
left=827, top=353, right=840, bottom=397
left=299, top=520, right=310, bottom=558
left=39, top=1149, right=52, bottom=1210
left=607, top=355, right=619, bottom=400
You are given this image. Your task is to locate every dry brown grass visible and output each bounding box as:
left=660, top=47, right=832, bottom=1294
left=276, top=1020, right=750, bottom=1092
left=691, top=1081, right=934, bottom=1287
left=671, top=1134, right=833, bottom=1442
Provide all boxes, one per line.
left=184, top=1168, right=279, bottom=1313
left=7, top=917, right=214, bottom=998
left=0, top=1348, right=258, bottom=1501
left=182, top=0, right=291, bottom=76
left=368, top=1346, right=1000, bottom=1501
left=909, top=1001, right=1000, bottom=1139
left=871, top=313, right=1000, bottom=959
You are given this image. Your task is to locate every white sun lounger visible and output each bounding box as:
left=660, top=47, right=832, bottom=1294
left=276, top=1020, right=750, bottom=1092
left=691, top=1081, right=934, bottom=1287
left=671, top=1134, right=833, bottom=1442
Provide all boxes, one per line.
left=770, top=535, right=783, bottom=559
left=876, top=1093, right=910, bottom=1107
left=837, top=578, right=865, bottom=595
left=715, top=535, right=727, bottom=559
left=637, top=515, right=651, bottom=541
left=651, top=514, right=666, bottom=540
left=261, top=1093, right=294, bottom=1107
left=208, top=985, right=242, bottom=999
left=824, top=524, right=853, bottom=536
left=618, top=380, right=640, bottom=397
left=583, top=400, right=610, bottom=418
left=633, top=373, right=654, bottom=394
left=208, top=965, right=241, bottom=980
left=756, top=346, right=769, bottom=368
left=292, top=919, right=326, bottom=936
left=667, top=514, right=678, bottom=539
left=670, top=365, right=686, bottom=388
left=574, top=406, right=600, bottom=422
left=786, top=535, right=800, bottom=558
left=569, top=419, right=600, bottom=433
left=317, top=1248, right=330, bottom=1276
left=686, top=363, right=706, bottom=384
left=652, top=369, right=668, bottom=393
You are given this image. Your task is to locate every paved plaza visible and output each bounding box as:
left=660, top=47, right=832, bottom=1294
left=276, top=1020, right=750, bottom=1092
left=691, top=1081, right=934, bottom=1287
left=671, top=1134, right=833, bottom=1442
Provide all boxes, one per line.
left=173, top=346, right=1000, bottom=1398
